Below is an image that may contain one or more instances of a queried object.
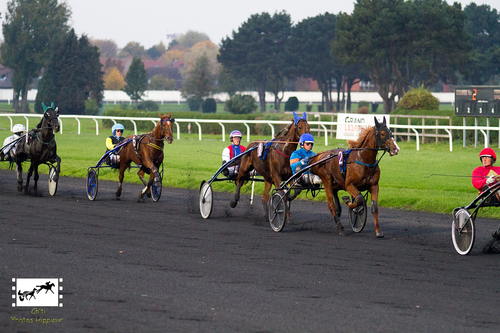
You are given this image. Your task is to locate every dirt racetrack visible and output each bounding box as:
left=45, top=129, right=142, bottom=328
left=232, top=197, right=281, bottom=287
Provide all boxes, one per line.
left=1, top=169, right=499, bottom=332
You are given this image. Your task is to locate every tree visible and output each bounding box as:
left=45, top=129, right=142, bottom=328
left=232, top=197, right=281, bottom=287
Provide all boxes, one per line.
left=290, top=13, right=339, bottom=113
left=91, top=39, right=118, bottom=58
left=464, top=3, right=500, bottom=84
left=149, top=74, right=177, bottom=90
left=219, top=12, right=293, bottom=112
left=35, top=29, right=104, bottom=114
left=104, top=67, right=126, bottom=90
left=176, top=30, right=210, bottom=49
left=162, top=49, right=184, bottom=66
left=1, top=0, right=71, bottom=112
left=333, top=0, right=412, bottom=113
left=182, top=40, right=220, bottom=79
left=123, top=57, right=148, bottom=106
left=180, top=54, right=214, bottom=112
left=146, top=45, right=162, bottom=60
left=118, top=41, right=146, bottom=58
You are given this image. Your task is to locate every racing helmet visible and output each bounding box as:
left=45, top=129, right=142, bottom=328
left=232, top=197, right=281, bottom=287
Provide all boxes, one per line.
left=112, top=123, right=125, bottom=135
left=12, top=124, right=26, bottom=134
left=230, top=130, right=243, bottom=140
left=480, top=147, right=497, bottom=162
left=299, top=133, right=315, bottom=146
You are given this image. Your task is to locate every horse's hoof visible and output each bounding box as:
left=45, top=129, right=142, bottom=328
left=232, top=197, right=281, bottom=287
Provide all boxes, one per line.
left=376, top=231, right=385, bottom=238
left=115, top=191, right=121, bottom=198
left=230, top=200, right=238, bottom=208
left=17, top=184, right=23, bottom=192
left=339, top=230, right=346, bottom=236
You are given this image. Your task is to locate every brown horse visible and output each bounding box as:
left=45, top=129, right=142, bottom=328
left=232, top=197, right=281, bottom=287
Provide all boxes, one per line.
left=231, top=112, right=310, bottom=219
left=310, top=117, right=400, bottom=237
left=116, top=113, right=174, bottom=199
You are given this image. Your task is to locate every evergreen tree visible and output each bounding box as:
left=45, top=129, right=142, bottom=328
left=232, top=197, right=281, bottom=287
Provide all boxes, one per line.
left=123, top=57, right=148, bottom=106
left=35, top=29, right=103, bottom=114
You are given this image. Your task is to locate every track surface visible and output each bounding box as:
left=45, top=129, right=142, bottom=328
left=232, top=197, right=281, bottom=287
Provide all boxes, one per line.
left=1, top=169, right=499, bottom=333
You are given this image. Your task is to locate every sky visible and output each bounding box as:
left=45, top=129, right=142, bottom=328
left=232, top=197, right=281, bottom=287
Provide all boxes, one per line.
left=0, top=0, right=500, bottom=49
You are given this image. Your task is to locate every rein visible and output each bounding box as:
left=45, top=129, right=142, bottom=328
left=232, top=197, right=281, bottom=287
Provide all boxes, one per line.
left=35, top=132, right=55, bottom=145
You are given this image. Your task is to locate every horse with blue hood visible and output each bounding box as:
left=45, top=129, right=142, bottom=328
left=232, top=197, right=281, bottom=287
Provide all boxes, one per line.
left=230, top=111, right=310, bottom=222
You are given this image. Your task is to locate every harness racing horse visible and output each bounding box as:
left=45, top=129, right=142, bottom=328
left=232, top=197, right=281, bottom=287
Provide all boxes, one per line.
left=15, top=103, right=61, bottom=195
left=231, top=111, right=310, bottom=220
left=309, top=117, right=400, bottom=237
left=116, top=113, right=174, bottom=200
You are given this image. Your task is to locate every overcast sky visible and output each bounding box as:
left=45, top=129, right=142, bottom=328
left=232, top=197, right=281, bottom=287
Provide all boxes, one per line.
left=0, top=0, right=499, bottom=49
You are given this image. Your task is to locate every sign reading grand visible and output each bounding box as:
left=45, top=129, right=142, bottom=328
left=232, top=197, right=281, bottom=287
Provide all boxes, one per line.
left=455, top=86, right=500, bottom=116
left=336, top=114, right=390, bottom=141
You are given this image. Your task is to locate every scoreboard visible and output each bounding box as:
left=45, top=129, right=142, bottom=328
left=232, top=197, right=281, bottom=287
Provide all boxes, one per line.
left=455, top=86, right=500, bottom=116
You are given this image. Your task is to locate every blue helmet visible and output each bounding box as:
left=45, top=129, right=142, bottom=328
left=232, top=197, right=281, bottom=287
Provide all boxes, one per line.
left=230, top=130, right=242, bottom=139
left=299, top=133, right=314, bottom=145
left=112, top=123, right=124, bottom=135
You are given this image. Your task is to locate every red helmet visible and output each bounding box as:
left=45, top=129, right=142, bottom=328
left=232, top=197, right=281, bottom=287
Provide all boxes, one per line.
left=480, top=148, right=497, bottom=162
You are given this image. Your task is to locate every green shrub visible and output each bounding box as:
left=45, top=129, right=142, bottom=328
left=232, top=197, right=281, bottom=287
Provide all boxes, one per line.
left=137, top=100, right=159, bottom=111
left=358, top=101, right=370, bottom=109
left=317, top=104, right=324, bottom=112
left=202, top=98, right=217, bottom=113
left=84, top=99, right=100, bottom=115
left=306, top=104, right=312, bottom=111
left=398, top=85, right=439, bottom=110
left=372, top=103, right=379, bottom=113
left=225, top=94, right=257, bottom=114
left=187, top=97, right=200, bottom=111
left=284, top=96, right=299, bottom=111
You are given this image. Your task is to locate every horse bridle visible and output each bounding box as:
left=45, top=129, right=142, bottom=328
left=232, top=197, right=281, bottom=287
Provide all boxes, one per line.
left=374, top=123, right=395, bottom=152
left=150, top=118, right=175, bottom=142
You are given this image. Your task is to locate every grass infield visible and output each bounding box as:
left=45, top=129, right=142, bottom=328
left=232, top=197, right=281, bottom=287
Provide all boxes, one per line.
left=0, top=115, right=496, bottom=218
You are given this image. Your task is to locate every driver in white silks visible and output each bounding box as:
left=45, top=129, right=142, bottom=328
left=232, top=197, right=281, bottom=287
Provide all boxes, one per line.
left=222, top=130, right=246, bottom=178
left=1, top=124, right=25, bottom=162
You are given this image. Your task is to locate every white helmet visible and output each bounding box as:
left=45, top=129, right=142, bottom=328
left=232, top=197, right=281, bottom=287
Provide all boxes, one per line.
left=12, top=124, right=25, bottom=133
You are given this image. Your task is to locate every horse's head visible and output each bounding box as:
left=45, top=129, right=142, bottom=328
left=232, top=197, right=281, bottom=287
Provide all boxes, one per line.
left=41, top=102, right=60, bottom=133
left=158, top=113, right=174, bottom=144
left=374, top=117, right=399, bottom=156
left=292, top=111, right=310, bottom=139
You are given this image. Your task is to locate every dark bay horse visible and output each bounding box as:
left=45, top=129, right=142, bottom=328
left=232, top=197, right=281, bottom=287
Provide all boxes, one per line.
left=231, top=112, right=310, bottom=219
left=15, top=103, right=61, bottom=194
left=116, top=113, right=174, bottom=199
left=309, top=117, right=400, bottom=237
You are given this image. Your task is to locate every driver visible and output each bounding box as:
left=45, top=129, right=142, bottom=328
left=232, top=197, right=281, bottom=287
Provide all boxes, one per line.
left=106, top=123, right=126, bottom=165
left=222, top=130, right=246, bottom=177
left=290, top=133, right=321, bottom=185
left=472, top=148, right=500, bottom=193
left=473, top=148, right=500, bottom=240
left=1, top=124, right=25, bottom=161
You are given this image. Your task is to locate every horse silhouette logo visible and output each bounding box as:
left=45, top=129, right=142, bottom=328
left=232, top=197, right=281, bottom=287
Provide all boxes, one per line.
left=36, top=281, right=55, bottom=294
left=12, top=278, right=63, bottom=307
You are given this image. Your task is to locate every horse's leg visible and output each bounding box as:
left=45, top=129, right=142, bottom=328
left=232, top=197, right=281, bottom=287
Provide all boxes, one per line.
left=24, top=163, right=34, bottom=194
left=369, top=184, right=383, bottom=238
left=16, top=162, right=23, bottom=192
left=323, top=178, right=345, bottom=236
left=116, top=163, right=126, bottom=198
left=33, top=164, right=40, bottom=195
left=260, top=180, right=274, bottom=222
left=53, top=155, right=61, bottom=182
left=138, top=159, right=157, bottom=199
left=230, top=157, right=253, bottom=208
left=137, top=168, right=148, bottom=186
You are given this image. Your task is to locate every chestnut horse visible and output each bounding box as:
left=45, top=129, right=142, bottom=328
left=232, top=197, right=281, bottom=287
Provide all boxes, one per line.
left=116, top=113, right=174, bottom=199
left=231, top=112, right=310, bottom=219
left=309, top=117, right=400, bottom=237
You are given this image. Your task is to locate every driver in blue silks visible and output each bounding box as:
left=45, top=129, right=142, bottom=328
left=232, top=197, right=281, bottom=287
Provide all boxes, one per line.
left=290, top=133, right=321, bottom=185
left=106, top=123, right=126, bottom=165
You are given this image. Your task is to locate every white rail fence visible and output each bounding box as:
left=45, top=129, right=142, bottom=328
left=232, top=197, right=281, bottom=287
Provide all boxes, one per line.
left=1, top=113, right=498, bottom=151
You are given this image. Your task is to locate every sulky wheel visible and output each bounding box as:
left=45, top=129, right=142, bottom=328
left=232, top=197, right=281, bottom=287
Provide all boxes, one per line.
left=86, top=168, right=98, bottom=201
left=48, top=166, right=58, bottom=196
left=268, top=191, right=288, bottom=232
left=348, top=195, right=367, bottom=233
left=199, top=181, right=213, bottom=219
left=151, top=177, right=162, bottom=202
left=452, top=208, right=475, bottom=255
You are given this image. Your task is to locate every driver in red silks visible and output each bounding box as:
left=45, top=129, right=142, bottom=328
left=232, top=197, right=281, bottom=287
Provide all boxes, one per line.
left=472, top=148, right=500, bottom=193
